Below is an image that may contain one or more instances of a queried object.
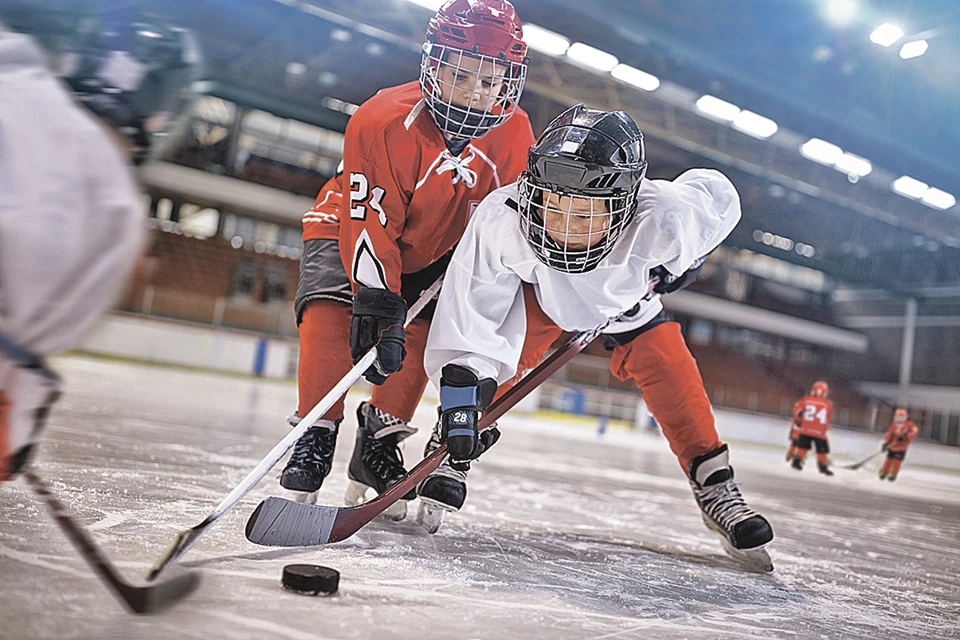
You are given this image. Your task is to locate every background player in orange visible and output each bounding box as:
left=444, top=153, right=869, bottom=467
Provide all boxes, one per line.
left=789, top=380, right=834, bottom=476
left=280, top=0, right=534, bottom=518
left=785, top=419, right=801, bottom=462
left=879, top=408, right=918, bottom=481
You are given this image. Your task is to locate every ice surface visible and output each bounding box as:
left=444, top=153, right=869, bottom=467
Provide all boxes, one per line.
left=1, top=356, right=958, bottom=639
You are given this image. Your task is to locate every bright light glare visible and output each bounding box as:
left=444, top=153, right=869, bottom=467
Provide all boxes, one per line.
left=899, top=40, right=929, bottom=59
left=732, top=110, right=778, bottom=138
left=566, top=42, right=619, bottom=72
left=921, top=188, right=957, bottom=210
left=834, top=153, right=872, bottom=177
left=523, top=24, right=570, bottom=57
left=403, top=0, right=446, bottom=10
left=824, top=0, right=858, bottom=26
left=892, top=175, right=929, bottom=199
left=800, top=138, right=843, bottom=165
left=695, top=95, right=740, bottom=122
left=870, top=23, right=904, bottom=47
left=610, top=64, right=660, bottom=91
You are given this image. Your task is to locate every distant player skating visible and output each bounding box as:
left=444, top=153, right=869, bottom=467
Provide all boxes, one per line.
left=787, top=381, right=835, bottom=476
left=879, top=408, right=918, bottom=481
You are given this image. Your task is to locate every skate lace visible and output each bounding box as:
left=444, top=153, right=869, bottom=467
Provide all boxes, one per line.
left=695, top=479, right=757, bottom=531
left=361, top=432, right=406, bottom=482
left=288, top=426, right=337, bottom=473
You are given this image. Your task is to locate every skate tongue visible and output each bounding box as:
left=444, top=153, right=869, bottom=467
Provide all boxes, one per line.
left=692, top=444, right=732, bottom=487
left=704, top=468, right=732, bottom=486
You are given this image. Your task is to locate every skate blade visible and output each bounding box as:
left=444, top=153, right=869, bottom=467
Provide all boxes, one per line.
left=702, top=515, right=774, bottom=573
left=344, top=480, right=407, bottom=522
left=719, top=538, right=774, bottom=573
left=416, top=499, right=453, bottom=534
left=286, top=489, right=318, bottom=505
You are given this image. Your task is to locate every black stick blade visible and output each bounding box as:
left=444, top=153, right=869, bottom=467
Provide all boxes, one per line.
left=245, top=497, right=339, bottom=547
left=126, top=569, right=201, bottom=614
left=147, top=523, right=209, bottom=581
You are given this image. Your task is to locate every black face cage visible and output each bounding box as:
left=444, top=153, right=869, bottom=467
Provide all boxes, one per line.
left=517, top=176, right=641, bottom=274
left=419, top=43, right=526, bottom=141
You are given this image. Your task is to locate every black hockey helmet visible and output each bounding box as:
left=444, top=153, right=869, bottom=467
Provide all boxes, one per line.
left=3, top=1, right=201, bottom=164
left=518, top=104, right=647, bottom=273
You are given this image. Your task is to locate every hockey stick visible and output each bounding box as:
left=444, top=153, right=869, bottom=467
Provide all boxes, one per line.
left=839, top=447, right=885, bottom=470
left=21, top=471, right=199, bottom=614
left=244, top=325, right=605, bottom=547
left=147, top=276, right=444, bottom=580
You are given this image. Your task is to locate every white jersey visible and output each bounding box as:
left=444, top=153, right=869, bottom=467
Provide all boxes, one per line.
left=0, top=26, right=145, bottom=355
left=423, top=169, right=741, bottom=385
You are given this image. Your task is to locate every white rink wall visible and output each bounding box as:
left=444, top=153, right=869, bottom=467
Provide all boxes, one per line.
left=77, top=312, right=954, bottom=470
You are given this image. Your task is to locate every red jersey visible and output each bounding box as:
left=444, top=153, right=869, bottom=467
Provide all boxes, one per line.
left=304, top=81, right=534, bottom=294
left=792, top=395, right=833, bottom=439
left=884, top=420, right=918, bottom=453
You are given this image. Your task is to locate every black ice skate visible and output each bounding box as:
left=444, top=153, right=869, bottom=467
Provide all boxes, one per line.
left=817, top=463, right=834, bottom=476
left=346, top=402, right=417, bottom=521
left=417, top=417, right=467, bottom=534
left=280, top=415, right=340, bottom=505
left=689, top=444, right=774, bottom=572
left=791, top=457, right=803, bottom=471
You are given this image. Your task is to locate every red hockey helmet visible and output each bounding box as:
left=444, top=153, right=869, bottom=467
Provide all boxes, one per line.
left=811, top=381, right=829, bottom=398
left=420, top=0, right=528, bottom=140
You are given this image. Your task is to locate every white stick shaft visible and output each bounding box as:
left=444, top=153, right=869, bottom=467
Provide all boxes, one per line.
left=206, top=275, right=444, bottom=520
left=208, top=349, right=376, bottom=519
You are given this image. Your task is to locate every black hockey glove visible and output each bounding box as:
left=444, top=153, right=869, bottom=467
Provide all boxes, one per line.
left=439, top=364, right=500, bottom=471
left=897, top=434, right=908, bottom=442
left=881, top=442, right=890, bottom=452
left=350, top=287, right=407, bottom=385
left=648, top=255, right=709, bottom=297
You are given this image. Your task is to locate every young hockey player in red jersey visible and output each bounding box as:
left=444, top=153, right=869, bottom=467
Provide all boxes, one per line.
left=280, top=0, right=535, bottom=518
left=421, top=105, right=774, bottom=570
left=788, top=381, right=835, bottom=476
left=879, top=408, right=918, bottom=481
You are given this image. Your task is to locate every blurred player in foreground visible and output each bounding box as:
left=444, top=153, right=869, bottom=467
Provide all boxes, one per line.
left=421, top=104, right=774, bottom=570
left=879, top=408, right=917, bottom=481
left=0, top=6, right=198, bottom=482
left=279, top=0, right=534, bottom=519
left=787, top=380, right=834, bottom=476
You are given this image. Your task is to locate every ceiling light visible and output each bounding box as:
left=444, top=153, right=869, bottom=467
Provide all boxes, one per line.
left=834, top=152, right=872, bottom=177
left=522, top=24, right=570, bottom=57
left=732, top=110, right=778, bottom=138
left=899, top=40, right=928, bottom=59
left=892, top=175, right=928, bottom=199
left=610, top=64, right=660, bottom=91
left=695, top=95, right=740, bottom=122
left=566, top=42, right=619, bottom=72
left=824, top=0, right=858, bottom=26
left=800, top=138, right=843, bottom=165
left=921, top=188, right=956, bottom=210
left=870, top=23, right=904, bottom=47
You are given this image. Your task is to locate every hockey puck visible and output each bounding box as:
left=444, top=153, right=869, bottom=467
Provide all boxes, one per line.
left=281, top=564, right=339, bottom=596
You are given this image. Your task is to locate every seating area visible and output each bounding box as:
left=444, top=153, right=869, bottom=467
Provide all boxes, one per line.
left=119, top=227, right=300, bottom=337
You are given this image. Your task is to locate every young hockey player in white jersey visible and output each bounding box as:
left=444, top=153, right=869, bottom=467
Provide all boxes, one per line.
left=0, top=9, right=198, bottom=482
left=420, top=104, right=774, bottom=569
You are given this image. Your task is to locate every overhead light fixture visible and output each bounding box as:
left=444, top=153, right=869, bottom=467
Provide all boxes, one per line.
left=800, top=138, right=843, bottom=165
left=330, top=29, right=351, bottom=42
left=899, top=40, right=929, bottom=59
left=824, top=0, right=858, bottom=26
left=892, top=175, right=929, bottom=199
left=610, top=64, right=660, bottom=91
left=869, top=23, right=904, bottom=47
left=834, top=152, right=872, bottom=177
left=285, top=62, right=306, bottom=76
left=522, top=24, right=570, bottom=57
left=566, top=42, right=619, bottom=72
left=695, top=94, right=740, bottom=122
left=921, top=188, right=957, bottom=210
left=732, top=110, right=778, bottom=138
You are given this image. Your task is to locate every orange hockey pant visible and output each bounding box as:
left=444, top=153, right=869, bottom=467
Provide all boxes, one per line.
left=880, top=455, right=903, bottom=477
left=297, top=300, right=429, bottom=424
left=497, top=287, right=721, bottom=472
